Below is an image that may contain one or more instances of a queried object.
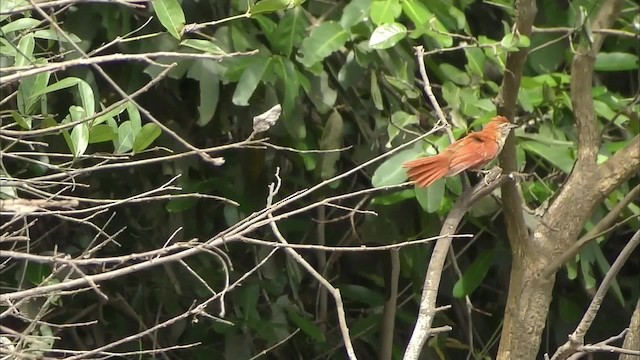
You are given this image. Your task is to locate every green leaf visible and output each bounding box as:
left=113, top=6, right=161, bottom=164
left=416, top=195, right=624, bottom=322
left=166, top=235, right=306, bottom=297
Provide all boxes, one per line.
left=500, top=33, right=518, bottom=50
left=384, top=75, right=420, bottom=99
left=11, top=111, right=31, bottom=130
left=285, top=307, right=326, bottom=342
left=341, top=284, right=385, bottom=306
left=33, top=29, right=81, bottom=42
left=592, top=243, right=625, bottom=305
left=24, top=262, right=53, bottom=285
left=14, top=33, right=34, bottom=67
left=500, top=33, right=529, bottom=51
left=165, top=196, right=197, bottom=212
left=93, top=102, right=128, bottom=126
left=88, top=124, right=116, bottom=143
left=187, top=59, right=221, bottom=126
left=387, top=111, right=418, bottom=146
left=1, top=18, right=41, bottom=33
left=520, top=140, right=575, bottom=174
left=453, top=250, right=495, bottom=298
left=273, top=7, right=308, bottom=57
left=318, top=110, right=344, bottom=180
left=426, top=0, right=467, bottom=30
left=517, top=35, right=530, bottom=47
left=298, top=21, right=349, bottom=68
left=470, top=195, right=499, bottom=217
left=371, top=189, right=415, bottom=205
left=232, top=56, right=271, bottom=106
left=527, top=33, right=565, bottom=74
left=594, top=52, right=639, bottom=72
left=440, top=63, right=470, bottom=85
left=249, top=0, right=304, bottom=15
left=340, top=0, right=371, bottom=29
left=240, top=283, right=260, bottom=321
left=371, top=72, right=384, bottom=111
left=441, top=81, right=462, bottom=110
left=465, top=47, right=485, bottom=77
left=445, top=176, right=462, bottom=195
left=70, top=124, right=89, bottom=157
left=579, top=241, right=597, bottom=289
left=0, top=37, right=17, bottom=56
left=17, top=59, right=49, bottom=114
left=151, top=0, right=186, bottom=39
left=371, top=147, right=421, bottom=187
left=77, top=81, right=95, bottom=116
left=414, top=178, right=445, bottom=213
left=30, top=77, right=82, bottom=98
left=180, top=39, right=225, bottom=55
left=126, top=102, right=142, bottom=134
left=305, top=70, right=337, bottom=114
left=566, top=259, right=578, bottom=280
left=115, top=121, right=136, bottom=154
left=369, top=23, right=407, bottom=49
left=518, top=89, right=534, bottom=113
left=274, top=57, right=303, bottom=138
left=253, top=15, right=278, bottom=45
left=133, top=123, right=162, bottom=153
left=0, top=0, right=28, bottom=22
left=401, top=0, right=452, bottom=46
left=370, top=0, right=401, bottom=25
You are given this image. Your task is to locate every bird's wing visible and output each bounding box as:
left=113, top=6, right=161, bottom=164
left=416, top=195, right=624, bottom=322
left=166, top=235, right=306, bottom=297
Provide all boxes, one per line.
left=446, top=133, right=499, bottom=176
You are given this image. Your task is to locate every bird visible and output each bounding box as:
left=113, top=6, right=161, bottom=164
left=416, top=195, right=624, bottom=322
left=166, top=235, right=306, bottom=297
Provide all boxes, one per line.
left=403, top=116, right=518, bottom=187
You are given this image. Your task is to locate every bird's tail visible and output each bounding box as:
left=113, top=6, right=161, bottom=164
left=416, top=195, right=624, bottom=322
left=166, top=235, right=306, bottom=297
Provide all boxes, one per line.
left=403, top=154, right=449, bottom=188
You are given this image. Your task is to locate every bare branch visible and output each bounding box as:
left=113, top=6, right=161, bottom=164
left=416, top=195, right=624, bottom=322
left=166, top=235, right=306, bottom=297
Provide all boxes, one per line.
left=0, top=0, right=147, bottom=15
left=0, top=50, right=258, bottom=85
left=414, top=45, right=455, bottom=143
left=266, top=169, right=357, bottom=360
left=549, top=230, right=640, bottom=360
left=532, top=26, right=639, bottom=38
left=404, top=169, right=515, bottom=360
left=542, top=184, right=640, bottom=278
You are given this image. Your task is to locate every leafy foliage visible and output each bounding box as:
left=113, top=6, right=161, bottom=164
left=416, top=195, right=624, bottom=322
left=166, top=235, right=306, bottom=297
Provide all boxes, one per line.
left=0, top=0, right=638, bottom=358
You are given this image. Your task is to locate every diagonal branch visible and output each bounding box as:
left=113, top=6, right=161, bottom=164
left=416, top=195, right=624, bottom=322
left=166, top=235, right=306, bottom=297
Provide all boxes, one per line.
left=541, top=184, right=640, bottom=278
left=403, top=168, right=515, bottom=360
left=549, top=230, right=640, bottom=360
left=266, top=170, right=357, bottom=360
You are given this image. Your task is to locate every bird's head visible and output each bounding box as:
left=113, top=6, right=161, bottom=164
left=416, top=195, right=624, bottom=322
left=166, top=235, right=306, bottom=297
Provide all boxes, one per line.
left=486, top=116, right=519, bottom=138
left=485, top=116, right=518, bottom=150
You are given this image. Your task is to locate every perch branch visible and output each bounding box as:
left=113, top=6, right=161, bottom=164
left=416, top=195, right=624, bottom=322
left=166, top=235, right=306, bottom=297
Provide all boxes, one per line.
left=403, top=168, right=515, bottom=360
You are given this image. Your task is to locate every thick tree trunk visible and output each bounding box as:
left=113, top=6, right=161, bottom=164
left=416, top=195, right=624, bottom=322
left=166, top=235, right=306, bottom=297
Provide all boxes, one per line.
left=620, top=300, right=640, bottom=360
left=495, top=0, right=630, bottom=358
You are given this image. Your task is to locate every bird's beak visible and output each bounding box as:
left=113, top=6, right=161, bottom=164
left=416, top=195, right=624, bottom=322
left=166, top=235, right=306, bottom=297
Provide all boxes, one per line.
left=507, top=123, right=519, bottom=129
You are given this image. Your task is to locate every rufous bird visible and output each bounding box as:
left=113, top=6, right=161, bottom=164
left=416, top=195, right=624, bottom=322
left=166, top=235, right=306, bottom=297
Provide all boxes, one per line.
left=404, top=116, right=518, bottom=187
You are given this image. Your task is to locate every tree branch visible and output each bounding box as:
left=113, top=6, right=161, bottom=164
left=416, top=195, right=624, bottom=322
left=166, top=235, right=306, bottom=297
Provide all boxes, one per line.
left=549, top=230, right=640, bottom=360
left=620, top=300, right=640, bottom=360
left=266, top=170, right=357, bottom=360
left=541, top=184, right=640, bottom=278
left=596, top=135, right=640, bottom=194
left=403, top=168, right=514, bottom=359
left=495, top=0, right=537, bottom=251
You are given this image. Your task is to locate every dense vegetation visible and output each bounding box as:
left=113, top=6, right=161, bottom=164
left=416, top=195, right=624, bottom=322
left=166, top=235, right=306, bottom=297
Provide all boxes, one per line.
left=0, top=0, right=638, bottom=359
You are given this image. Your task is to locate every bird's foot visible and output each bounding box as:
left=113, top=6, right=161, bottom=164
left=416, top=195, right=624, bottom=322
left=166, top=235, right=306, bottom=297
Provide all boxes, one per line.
left=473, top=166, right=502, bottom=186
